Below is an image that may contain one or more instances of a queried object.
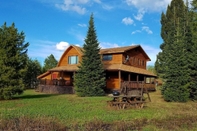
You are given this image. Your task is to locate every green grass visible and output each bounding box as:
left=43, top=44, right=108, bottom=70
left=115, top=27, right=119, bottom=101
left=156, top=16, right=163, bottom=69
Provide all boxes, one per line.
left=1, top=89, right=197, bottom=130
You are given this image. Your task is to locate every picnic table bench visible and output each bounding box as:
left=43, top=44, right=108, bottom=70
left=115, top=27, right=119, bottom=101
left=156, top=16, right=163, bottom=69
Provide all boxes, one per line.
left=107, top=81, right=150, bottom=109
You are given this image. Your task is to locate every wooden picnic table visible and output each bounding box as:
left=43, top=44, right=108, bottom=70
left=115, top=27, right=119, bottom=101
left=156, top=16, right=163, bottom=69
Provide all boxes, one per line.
left=107, top=81, right=151, bottom=109
left=107, top=94, right=145, bottom=109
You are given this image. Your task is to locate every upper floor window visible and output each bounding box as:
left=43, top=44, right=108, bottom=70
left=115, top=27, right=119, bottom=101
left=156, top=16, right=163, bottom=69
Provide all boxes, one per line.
left=102, top=54, right=112, bottom=61
left=68, top=56, right=78, bottom=64
left=142, top=60, right=145, bottom=66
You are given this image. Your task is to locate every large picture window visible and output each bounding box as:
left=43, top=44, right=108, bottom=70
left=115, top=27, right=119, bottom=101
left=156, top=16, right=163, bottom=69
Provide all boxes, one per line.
left=68, top=56, right=78, bottom=64
left=102, top=54, right=112, bottom=61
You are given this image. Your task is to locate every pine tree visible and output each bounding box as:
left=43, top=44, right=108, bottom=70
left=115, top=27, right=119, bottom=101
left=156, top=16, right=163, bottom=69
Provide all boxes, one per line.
left=43, top=54, right=58, bottom=72
left=0, top=23, right=29, bottom=99
left=74, top=14, right=106, bottom=97
left=189, top=0, right=197, bottom=100
left=155, top=0, right=191, bottom=102
left=23, top=58, right=42, bottom=89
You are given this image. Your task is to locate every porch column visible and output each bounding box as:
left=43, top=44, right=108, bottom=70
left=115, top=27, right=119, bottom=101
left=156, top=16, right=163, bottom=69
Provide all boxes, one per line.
left=72, top=72, right=75, bottom=84
left=136, top=74, right=139, bottom=82
left=50, top=72, right=52, bottom=80
left=128, top=73, right=130, bottom=81
left=50, top=71, right=53, bottom=85
left=119, top=70, right=121, bottom=89
left=73, top=72, right=75, bottom=80
left=60, top=71, right=63, bottom=79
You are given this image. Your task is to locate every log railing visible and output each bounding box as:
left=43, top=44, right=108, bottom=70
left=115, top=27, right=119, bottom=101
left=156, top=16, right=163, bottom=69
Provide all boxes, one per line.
left=39, top=79, right=72, bottom=86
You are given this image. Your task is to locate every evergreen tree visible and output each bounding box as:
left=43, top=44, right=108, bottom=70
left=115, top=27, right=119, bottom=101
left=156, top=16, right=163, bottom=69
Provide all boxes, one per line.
left=43, top=54, right=58, bottom=72
left=0, top=23, right=29, bottom=99
left=74, top=14, right=106, bottom=97
left=155, top=0, right=191, bottom=102
left=23, top=58, right=42, bottom=89
left=189, top=0, right=197, bottom=100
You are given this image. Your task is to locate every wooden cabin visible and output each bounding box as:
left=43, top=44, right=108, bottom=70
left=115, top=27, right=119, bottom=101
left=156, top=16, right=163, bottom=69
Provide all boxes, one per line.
left=37, top=45, right=156, bottom=94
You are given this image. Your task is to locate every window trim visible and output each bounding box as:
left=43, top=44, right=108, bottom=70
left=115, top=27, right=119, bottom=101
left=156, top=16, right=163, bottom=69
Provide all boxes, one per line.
left=68, top=55, right=78, bottom=64
left=102, top=54, right=112, bottom=61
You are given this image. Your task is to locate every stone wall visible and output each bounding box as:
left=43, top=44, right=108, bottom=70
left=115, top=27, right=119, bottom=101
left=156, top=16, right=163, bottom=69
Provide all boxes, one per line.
left=38, top=85, right=74, bottom=94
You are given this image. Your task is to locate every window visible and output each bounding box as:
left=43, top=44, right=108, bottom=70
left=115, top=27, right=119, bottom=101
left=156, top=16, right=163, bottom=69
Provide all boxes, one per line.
left=142, top=60, right=144, bottom=66
left=68, top=56, right=78, bottom=64
left=102, top=54, right=112, bottom=61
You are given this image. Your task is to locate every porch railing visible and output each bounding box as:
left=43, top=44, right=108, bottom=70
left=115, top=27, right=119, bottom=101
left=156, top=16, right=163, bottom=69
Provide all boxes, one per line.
left=39, top=79, right=72, bottom=86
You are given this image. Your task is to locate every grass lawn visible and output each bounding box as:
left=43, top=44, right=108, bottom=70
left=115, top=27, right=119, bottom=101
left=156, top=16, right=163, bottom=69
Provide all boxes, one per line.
left=1, top=89, right=197, bottom=131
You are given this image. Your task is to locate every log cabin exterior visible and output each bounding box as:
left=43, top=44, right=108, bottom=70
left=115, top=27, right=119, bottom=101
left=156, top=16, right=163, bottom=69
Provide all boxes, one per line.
left=37, top=45, right=156, bottom=94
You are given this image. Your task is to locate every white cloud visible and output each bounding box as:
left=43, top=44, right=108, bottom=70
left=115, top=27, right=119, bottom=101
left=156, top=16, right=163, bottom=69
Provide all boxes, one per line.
left=77, top=0, right=89, bottom=4
left=142, top=26, right=153, bottom=34
left=141, top=44, right=161, bottom=65
left=28, top=40, right=81, bottom=65
left=28, top=40, right=63, bottom=64
left=125, top=0, right=192, bottom=12
left=94, top=0, right=101, bottom=4
left=55, top=0, right=88, bottom=14
left=94, top=0, right=113, bottom=10
left=134, top=8, right=145, bottom=21
left=78, top=24, right=87, bottom=27
left=122, top=17, right=134, bottom=25
left=102, top=4, right=113, bottom=10
left=99, top=42, right=119, bottom=49
left=56, top=41, right=70, bottom=50
left=125, top=0, right=171, bottom=12
left=131, top=26, right=152, bottom=35
left=55, top=0, right=113, bottom=14
left=131, top=30, right=141, bottom=34
left=75, top=44, right=80, bottom=47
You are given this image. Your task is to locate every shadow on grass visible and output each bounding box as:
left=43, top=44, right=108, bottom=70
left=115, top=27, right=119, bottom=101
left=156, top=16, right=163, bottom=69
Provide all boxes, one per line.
left=13, top=94, right=60, bottom=100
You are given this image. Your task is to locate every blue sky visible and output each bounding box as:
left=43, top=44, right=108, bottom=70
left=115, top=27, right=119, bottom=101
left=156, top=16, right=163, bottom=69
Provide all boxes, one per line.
left=0, top=0, right=191, bottom=66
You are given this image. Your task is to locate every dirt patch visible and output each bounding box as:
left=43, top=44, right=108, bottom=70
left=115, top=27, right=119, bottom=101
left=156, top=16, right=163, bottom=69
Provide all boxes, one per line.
left=0, top=117, right=67, bottom=131
left=1, top=115, right=197, bottom=131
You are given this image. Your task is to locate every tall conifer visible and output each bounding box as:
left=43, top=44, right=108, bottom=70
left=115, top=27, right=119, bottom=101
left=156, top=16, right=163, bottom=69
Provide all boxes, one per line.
left=74, top=14, right=105, bottom=97
left=189, top=0, right=197, bottom=100
left=156, top=0, right=191, bottom=102
left=0, top=23, right=29, bottom=99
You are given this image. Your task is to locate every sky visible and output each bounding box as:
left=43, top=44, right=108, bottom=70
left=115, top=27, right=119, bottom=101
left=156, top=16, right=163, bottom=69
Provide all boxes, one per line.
left=0, top=0, right=192, bottom=66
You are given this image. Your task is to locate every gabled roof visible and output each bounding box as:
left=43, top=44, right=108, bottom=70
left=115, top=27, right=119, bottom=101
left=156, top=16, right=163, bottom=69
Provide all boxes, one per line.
left=100, top=45, right=151, bottom=61
left=99, top=45, right=139, bottom=54
left=57, top=45, right=83, bottom=66
left=62, top=45, right=150, bottom=60
left=37, top=71, right=50, bottom=79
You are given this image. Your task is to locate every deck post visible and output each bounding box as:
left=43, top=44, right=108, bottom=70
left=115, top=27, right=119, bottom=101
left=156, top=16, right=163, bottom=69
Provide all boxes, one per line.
left=137, top=75, right=139, bottom=82
left=73, top=72, right=75, bottom=80
left=50, top=72, right=52, bottom=80
left=128, top=73, right=130, bottom=81
left=119, top=70, right=121, bottom=89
